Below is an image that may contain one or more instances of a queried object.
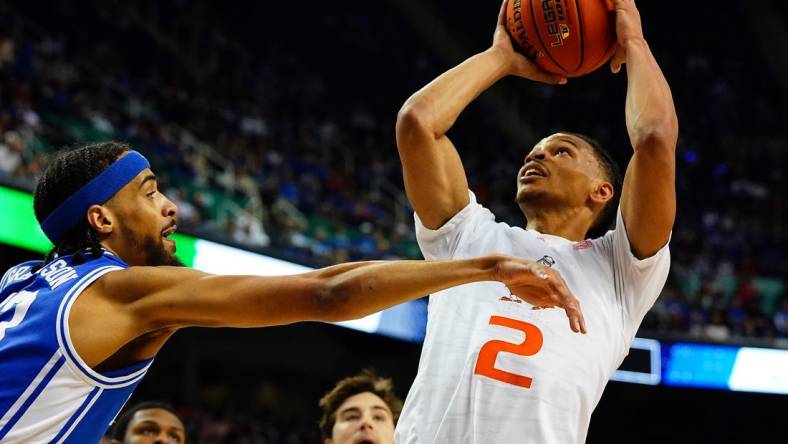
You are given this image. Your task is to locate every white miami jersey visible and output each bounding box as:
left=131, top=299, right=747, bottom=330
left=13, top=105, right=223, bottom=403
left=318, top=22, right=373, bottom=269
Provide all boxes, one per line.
left=395, top=192, right=670, bottom=444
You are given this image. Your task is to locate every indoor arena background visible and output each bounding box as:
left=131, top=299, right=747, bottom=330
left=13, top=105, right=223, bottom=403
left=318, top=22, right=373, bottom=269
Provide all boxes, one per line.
left=0, top=0, right=786, bottom=442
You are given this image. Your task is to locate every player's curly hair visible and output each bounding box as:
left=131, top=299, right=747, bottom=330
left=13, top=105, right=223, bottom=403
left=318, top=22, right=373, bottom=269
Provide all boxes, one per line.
left=33, top=141, right=132, bottom=265
left=562, top=132, right=623, bottom=239
left=318, top=369, right=403, bottom=440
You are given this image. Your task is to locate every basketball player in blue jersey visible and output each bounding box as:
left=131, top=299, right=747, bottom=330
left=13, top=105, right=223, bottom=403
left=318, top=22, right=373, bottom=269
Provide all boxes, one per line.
left=0, top=142, right=585, bottom=443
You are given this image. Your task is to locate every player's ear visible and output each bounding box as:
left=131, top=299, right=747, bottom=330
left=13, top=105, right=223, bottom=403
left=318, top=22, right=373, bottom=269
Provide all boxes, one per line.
left=324, top=439, right=333, bottom=444
left=590, top=181, right=614, bottom=205
left=86, top=204, right=114, bottom=235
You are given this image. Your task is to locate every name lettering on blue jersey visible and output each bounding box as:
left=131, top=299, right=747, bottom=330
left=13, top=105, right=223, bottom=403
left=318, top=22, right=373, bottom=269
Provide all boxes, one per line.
left=39, top=260, right=78, bottom=290
left=0, top=265, right=34, bottom=291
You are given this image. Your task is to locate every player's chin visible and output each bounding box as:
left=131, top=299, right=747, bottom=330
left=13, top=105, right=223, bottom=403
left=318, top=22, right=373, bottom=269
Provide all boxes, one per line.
left=516, top=185, right=545, bottom=203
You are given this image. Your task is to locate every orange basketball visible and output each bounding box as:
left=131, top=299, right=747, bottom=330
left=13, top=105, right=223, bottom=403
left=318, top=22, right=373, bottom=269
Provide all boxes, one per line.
left=506, top=0, right=617, bottom=77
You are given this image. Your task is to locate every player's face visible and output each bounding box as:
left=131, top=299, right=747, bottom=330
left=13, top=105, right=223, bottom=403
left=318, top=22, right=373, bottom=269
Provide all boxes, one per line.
left=515, top=133, right=607, bottom=211
left=105, top=168, right=182, bottom=267
left=119, top=408, right=185, bottom=444
left=327, top=392, right=395, bottom=444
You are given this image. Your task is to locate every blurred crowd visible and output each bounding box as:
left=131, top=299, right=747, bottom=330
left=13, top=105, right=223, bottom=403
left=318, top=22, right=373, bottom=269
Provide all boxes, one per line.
left=0, top=0, right=785, bottom=343
left=103, top=369, right=404, bottom=444
left=162, top=406, right=318, bottom=444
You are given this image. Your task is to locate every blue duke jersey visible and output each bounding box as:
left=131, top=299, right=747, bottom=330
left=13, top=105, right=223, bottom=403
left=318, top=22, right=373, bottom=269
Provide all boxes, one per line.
left=0, top=251, right=152, bottom=443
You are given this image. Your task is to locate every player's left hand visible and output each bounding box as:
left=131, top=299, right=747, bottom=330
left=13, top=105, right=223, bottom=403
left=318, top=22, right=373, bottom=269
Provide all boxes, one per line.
left=608, top=0, right=646, bottom=74
left=495, top=256, right=587, bottom=334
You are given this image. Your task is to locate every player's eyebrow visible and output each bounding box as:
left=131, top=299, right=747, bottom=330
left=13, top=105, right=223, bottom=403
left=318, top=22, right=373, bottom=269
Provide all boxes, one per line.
left=135, top=420, right=184, bottom=433
left=552, top=137, right=580, bottom=148
left=338, top=406, right=362, bottom=416
left=138, top=174, right=157, bottom=188
left=338, top=405, right=391, bottom=416
left=371, top=405, right=391, bottom=414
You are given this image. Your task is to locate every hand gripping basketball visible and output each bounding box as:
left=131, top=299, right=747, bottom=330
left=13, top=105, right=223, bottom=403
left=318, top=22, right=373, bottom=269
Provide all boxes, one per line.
left=609, top=0, right=646, bottom=74
left=504, top=0, right=617, bottom=77
left=492, top=0, right=568, bottom=84
left=495, top=256, right=587, bottom=334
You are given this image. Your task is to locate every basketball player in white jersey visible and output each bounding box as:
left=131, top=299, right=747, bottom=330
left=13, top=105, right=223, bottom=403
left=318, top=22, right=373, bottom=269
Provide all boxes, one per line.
left=394, top=0, right=677, bottom=442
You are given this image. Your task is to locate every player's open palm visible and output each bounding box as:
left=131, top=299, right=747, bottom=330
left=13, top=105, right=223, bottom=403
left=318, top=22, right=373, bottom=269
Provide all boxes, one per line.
left=495, top=256, right=587, bottom=334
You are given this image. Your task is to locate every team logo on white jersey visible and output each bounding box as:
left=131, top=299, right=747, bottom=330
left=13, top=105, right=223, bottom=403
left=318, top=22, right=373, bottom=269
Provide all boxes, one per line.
left=500, top=255, right=556, bottom=304
left=536, top=255, right=555, bottom=267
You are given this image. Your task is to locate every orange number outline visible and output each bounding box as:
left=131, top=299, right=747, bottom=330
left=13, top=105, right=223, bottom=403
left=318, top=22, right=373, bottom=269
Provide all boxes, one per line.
left=473, top=315, right=543, bottom=389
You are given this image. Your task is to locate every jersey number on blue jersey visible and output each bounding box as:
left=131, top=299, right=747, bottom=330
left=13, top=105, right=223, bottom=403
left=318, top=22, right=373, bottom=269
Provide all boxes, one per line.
left=0, top=290, right=38, bottom=341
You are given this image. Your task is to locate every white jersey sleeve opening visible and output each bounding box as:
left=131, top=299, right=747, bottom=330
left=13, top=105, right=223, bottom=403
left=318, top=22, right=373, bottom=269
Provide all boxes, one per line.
left=608, top=206, right=672, bottom=337
left=415, top=191, right=496, bottom=260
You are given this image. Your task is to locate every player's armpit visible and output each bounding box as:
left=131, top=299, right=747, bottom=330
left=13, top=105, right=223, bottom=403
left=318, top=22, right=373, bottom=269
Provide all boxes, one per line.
left=68, top=266, right=339, bottom=368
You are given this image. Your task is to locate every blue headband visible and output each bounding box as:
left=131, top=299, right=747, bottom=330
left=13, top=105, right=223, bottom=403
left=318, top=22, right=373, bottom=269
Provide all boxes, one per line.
left=41, top=151, right=151, bottom=244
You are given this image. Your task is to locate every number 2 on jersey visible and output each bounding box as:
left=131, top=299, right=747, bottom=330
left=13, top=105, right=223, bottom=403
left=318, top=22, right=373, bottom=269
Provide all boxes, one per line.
left=473, top=315, right=543, bottom=389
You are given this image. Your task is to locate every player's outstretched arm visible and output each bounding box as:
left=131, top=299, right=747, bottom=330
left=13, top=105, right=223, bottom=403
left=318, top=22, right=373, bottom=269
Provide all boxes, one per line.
left=123, top=259, right=500, bottom=328
left=396, top=0, right=565, bottom=229
left=119, top=254, right=582, bottom=331
left=610, top=0, right=678, bottom=258
left=72, top=254, right=584, bottom=366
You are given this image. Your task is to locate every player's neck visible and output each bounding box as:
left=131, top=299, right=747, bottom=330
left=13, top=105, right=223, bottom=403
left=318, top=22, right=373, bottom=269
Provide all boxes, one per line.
left=523, top=207, right=592, bottom=241
left=99, top=241, right=126, bottom=262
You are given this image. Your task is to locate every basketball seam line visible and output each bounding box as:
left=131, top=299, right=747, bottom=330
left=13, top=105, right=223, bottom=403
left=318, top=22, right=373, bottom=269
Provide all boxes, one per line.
left=529, top=0, right=568, bottom=74
left=574, top=0, right=585, bottom=73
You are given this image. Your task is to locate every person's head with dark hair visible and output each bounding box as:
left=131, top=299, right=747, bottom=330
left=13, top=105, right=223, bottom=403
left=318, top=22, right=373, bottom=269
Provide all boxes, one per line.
left=319, top=370, right=403, bottom=444
left=109, top=401, right=185, bottom=444
left=515, top=131, right=622, bottom=240
left=34, top=141, right=182, bottom=266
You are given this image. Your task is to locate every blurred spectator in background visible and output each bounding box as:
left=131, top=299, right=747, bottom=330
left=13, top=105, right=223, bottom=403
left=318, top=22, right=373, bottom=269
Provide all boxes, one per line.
left=319, top=370, right=402, bottom=444
left=231, top=205, right=271, bottom=247
left=0, top=36, right=14, bottom=69
left=109, top=401, right=186, bottom=444
left=774, top=296, right=788, bottom=338
left=0, top=131, right=23, bottom=174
